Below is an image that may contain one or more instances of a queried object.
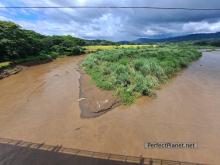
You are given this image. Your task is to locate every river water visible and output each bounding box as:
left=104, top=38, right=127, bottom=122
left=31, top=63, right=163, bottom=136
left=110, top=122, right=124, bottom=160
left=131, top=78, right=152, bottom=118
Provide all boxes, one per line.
left=0, top=51, right=220, bottom=164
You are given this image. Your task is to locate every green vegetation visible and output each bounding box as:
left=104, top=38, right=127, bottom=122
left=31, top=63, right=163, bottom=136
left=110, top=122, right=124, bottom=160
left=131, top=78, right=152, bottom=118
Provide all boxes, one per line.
left=81, top=44, right=202, bottom=104
left=85, top=39, right=117, bottom=46
left=0, top=61, right=10, bottom=70
left=0, top=20, right=85, bottom=64
left=193, top=40, right=220, bottom=47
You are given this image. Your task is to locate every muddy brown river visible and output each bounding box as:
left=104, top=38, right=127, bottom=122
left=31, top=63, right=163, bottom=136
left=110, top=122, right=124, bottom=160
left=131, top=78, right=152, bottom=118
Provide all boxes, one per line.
left=0, top=51, right=220, bottom=164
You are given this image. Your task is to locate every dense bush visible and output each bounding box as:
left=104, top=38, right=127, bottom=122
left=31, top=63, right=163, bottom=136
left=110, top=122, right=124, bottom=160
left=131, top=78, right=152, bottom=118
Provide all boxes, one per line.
left=0, top=20, right=85, bottom=62
left=14, top=54, right=53, bottom=65
left=81, top=45, right=202, bottom=104
left=194, top=40, right=220, bottom=47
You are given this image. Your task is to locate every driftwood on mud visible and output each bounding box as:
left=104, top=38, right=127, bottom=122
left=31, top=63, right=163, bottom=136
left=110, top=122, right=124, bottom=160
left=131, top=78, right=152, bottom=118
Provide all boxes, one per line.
left=0, top=66, right=23, bottom=80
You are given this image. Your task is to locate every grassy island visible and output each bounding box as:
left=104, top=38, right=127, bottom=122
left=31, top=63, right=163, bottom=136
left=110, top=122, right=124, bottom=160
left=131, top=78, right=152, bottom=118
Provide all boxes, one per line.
left=81, top=44, right=202, bottom=104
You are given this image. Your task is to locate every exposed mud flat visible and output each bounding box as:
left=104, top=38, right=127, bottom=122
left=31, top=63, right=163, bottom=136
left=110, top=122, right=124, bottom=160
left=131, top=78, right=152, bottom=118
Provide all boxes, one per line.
left=79, top=69, right=121, bottom=118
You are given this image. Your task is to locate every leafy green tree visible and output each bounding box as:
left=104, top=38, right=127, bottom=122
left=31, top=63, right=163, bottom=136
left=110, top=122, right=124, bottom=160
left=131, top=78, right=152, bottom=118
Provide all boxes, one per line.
left=0, top=20, right=86, bottom=62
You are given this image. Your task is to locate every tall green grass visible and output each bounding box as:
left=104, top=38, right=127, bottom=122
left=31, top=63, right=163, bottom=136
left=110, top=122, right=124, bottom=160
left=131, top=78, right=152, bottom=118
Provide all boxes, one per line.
left=81, top=44, right=202, bottom=104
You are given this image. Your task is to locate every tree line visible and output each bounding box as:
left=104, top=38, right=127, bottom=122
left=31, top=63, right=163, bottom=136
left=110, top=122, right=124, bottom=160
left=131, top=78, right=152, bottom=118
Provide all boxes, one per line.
left=0, top=20, right=87, bottom=62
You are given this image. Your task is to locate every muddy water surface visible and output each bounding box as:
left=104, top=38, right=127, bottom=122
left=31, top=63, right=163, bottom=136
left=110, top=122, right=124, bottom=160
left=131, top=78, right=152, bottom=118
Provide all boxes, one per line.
left=0, top=52, right=220, bottom=164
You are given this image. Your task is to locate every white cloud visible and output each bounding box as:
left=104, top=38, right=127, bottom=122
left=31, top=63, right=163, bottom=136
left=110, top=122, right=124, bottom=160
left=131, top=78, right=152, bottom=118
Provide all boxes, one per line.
left=1, top=0, right=220, bottom=40
left=182, top=21, right=220, bottom=34
left=0, top=15, right=8, bottom=21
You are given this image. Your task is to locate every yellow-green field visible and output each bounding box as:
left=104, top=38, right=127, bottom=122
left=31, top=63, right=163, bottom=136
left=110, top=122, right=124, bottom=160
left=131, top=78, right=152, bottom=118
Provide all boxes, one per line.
left=0, top=62, right=10, bottom=69
left=83, top=45, right=157, bottom=53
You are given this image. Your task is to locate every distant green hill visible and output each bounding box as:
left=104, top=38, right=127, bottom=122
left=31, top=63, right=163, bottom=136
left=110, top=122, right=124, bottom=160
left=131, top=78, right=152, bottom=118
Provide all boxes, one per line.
left=127, top=32, right=220, bottom=44
left=85, top=39, right=117, bottom=46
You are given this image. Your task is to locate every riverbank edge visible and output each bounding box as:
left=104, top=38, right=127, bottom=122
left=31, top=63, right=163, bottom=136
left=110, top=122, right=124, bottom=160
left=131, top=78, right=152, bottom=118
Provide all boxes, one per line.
left=0, top=54, right=85, bottom=80
left=0, top=59, right=52, bottom=80
left=78, top=68, right=121, bottom=118
left=0, top=65, right=23, bottom=80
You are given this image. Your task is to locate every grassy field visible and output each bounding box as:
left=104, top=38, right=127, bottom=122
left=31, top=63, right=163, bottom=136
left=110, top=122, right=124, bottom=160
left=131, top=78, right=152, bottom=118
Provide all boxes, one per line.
left=81, top=44, right=202, bottom=104
left=0, top=62, right=10, bottom=69
left=83, top=44, right=157, bottom=53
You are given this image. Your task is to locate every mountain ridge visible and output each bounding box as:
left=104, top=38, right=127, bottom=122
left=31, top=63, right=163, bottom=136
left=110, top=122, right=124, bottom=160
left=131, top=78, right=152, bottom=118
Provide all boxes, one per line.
left=118, top=32, right=220, bottom=44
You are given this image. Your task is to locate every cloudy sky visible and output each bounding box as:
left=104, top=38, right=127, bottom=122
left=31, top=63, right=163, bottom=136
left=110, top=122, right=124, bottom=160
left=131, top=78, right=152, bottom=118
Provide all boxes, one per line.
left=0, top=0, right=220, bottom=41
